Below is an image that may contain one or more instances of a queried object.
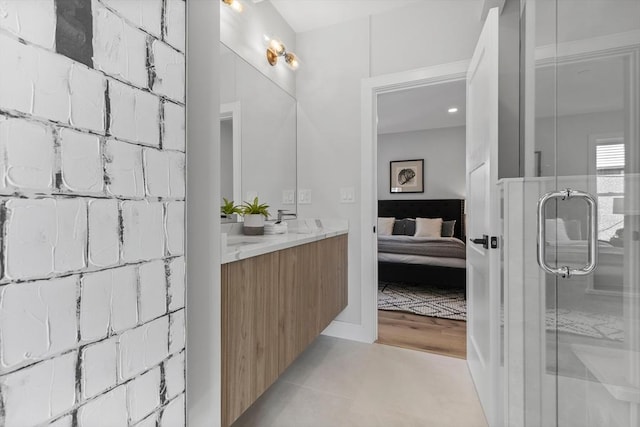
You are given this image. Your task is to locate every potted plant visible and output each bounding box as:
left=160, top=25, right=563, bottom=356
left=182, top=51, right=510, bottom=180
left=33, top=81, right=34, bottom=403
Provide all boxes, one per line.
left=221, top=198, right=241, bottom=223
left=241, top=197, right=270, bottom=235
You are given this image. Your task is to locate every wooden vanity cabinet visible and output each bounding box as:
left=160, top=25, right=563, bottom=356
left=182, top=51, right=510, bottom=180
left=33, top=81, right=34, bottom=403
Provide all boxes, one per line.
left=222, top=235, right=348, bottom=427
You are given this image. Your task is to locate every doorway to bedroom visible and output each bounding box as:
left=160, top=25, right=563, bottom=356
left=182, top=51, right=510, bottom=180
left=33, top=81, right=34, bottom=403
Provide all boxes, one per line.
left=375, top=79, right=468, bottom=359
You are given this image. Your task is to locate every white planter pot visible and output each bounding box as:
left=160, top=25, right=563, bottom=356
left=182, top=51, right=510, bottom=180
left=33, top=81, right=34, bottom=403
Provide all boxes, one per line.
left=243, top=214, right=265, bottom=235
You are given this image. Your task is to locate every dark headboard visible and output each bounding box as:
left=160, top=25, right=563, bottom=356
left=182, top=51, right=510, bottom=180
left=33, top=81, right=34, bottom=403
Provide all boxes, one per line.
left=378, top=199, right=466, bottom=240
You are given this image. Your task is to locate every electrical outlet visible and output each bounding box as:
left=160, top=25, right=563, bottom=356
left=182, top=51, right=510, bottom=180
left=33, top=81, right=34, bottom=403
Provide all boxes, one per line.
left=340, top=187, right=355, bottom=203
left=282, top=189, right=295, bottom=205
left=298, top=189, right=312, bottom=204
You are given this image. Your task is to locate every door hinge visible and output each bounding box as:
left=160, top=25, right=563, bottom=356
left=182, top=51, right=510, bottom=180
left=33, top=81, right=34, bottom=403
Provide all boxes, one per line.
left=373, top=226, right=376, bottom=234
left=491, top=236, right=499, bottom=249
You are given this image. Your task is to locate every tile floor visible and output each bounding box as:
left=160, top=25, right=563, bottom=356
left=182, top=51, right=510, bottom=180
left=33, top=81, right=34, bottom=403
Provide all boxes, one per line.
left=232, top=336, right=488, bottom=427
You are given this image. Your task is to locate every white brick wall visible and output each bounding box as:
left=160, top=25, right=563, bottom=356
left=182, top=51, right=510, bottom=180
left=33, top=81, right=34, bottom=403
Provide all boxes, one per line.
left=0, top=118, right=55, bottom=192
left=104, top=139, right=145, bottom=198
left=0, top=0, right=186, bottom=422
left=77, top=386, right=129, bottom=427
left=152, top=40, right=186, bottom=103
left=126, top=367, right=161, bottom=423
left=60, top=128, right=103, bottom=194
left=0, top=352, right=76, bottom=427
left=0, top=0, right=56, bottom=48
left=163, top=101, right=186, bottom=151
left=82, top=337, right=118, bottom=399
left=101, top=0, right=163, bottom=38
left=93, top=1, right=148, bottom=88
left=108, top=80, right=160, bottom=147
left=0, top=277, right=77, bottom=371
left=168, top=257, right=186, bottom=311
left=118, top=317, right=169, bottom=381
left=138, top=260, right=167, bottom=323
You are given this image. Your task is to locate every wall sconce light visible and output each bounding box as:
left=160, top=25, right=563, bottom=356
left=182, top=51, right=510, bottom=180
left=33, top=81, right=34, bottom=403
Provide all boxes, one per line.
left=265, top=38, right=299, bottom=70
left=221, top=0, right=243, bottom=13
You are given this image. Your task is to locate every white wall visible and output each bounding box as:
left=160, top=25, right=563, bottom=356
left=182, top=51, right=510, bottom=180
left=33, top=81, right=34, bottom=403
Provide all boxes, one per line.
left=378, top=127, right=466, bottom=200
left=220, top=0, right=296, bottom=96
left=296, top=1, right=483, bottom=336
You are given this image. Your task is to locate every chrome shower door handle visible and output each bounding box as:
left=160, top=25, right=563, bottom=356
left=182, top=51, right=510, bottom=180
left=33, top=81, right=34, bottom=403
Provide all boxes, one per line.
left=536, top=189, right=598, bottom=278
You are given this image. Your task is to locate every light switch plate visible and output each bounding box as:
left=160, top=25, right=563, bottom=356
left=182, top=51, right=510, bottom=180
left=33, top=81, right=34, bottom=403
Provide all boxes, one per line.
left=282, top=189, right=295, bottom=205
left=340, top=187, right=355, bottom=203
left=298, top=189, right=312, bottom=205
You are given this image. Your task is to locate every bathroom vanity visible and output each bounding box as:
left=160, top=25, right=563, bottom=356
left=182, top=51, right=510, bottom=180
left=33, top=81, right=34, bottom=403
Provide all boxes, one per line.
left=221, top=221, right=348, bottom=426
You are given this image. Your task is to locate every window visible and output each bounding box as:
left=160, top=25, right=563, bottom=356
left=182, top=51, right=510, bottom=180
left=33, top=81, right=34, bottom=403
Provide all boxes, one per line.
left=594, top=140, right=624, bottom=241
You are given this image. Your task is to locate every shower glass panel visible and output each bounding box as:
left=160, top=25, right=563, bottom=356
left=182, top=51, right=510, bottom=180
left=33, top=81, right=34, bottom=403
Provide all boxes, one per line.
left=521, top=1, right=640, bottom=426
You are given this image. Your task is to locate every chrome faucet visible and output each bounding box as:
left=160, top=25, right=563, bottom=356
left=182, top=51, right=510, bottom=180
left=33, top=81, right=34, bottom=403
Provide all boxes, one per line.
left=277, top=209, right=297, bottom=222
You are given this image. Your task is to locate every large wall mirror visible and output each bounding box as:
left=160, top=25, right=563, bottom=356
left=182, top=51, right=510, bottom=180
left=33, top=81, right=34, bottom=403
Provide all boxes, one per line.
left=220, top=43, right=297, bottom=218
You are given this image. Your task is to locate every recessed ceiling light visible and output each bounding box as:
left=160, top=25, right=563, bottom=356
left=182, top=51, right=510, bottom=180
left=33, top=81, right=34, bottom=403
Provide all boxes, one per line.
left=448, top=107, right=458, bottom=113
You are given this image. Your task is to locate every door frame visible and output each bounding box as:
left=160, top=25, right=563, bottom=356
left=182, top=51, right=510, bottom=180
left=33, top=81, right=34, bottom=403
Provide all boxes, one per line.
left=359, top=61, right=469, bottom=343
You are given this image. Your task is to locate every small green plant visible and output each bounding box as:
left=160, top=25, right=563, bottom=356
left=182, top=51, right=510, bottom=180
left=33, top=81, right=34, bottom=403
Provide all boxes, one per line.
left=241, top=197, right=270, bottom=218
left=221, top=198, right=242, bottom=215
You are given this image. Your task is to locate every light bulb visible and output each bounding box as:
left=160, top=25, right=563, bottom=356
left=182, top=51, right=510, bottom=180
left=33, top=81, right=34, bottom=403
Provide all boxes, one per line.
left=268, top=39, right=286, bottom=56
left=284, top=52, right=299, bottom=70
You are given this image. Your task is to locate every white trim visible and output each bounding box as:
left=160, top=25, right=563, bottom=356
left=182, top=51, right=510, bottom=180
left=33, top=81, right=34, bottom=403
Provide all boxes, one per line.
left=220, top=102, right=242, bottom=207
left=358, top=61, right=469, bottom=344
left=536, top=29, right=640, bottom=64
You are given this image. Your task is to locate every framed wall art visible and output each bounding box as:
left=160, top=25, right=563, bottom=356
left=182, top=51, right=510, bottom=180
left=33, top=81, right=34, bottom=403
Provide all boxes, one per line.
left=390, top=159, right=424, bottom=193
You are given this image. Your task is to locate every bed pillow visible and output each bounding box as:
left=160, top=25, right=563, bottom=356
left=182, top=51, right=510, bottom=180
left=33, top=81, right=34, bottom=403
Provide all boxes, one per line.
left=545, top=218, right=571, bottom=242
left=414, top=217, right=443, bottom=238
left=378, top=217, right=395, bottom=236
left=392, top=219, right=405, bottom=235
left=403, top=218, right=416, bottom=236
left=441, top=220, right=456, bottom=237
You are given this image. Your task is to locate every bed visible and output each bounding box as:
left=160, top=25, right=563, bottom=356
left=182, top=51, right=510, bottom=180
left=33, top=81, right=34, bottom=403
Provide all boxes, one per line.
left=378, top=199, right=466, bottom=287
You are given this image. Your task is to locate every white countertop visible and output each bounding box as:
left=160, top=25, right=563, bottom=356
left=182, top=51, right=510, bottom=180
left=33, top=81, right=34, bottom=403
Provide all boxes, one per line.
left=221, top=219, right=348, bottom=264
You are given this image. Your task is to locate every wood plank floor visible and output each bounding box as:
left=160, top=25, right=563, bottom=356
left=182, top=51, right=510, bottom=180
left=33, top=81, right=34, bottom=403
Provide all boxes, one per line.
left=376, top=310, right=467, bottom=359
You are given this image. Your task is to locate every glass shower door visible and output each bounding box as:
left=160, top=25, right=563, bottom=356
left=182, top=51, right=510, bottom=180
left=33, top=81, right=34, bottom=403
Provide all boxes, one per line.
left=529, top=1, right=640, bottom=426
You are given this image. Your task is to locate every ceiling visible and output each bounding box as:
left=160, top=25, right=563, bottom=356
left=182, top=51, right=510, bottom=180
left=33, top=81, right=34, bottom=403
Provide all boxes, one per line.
left=377, top=80, right=466, bottom=135
left=269, top=0, right=423, bottom=33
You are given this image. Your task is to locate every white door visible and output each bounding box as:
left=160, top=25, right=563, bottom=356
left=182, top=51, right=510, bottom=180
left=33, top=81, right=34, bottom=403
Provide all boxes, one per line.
left=466, top=7, right=501, bottom=427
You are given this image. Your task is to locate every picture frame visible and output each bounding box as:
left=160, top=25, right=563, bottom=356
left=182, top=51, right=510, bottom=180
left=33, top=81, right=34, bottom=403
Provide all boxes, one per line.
left=390, top=159, right=424, bottom=193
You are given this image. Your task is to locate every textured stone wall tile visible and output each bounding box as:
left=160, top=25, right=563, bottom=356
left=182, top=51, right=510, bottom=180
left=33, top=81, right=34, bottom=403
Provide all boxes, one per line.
left=100, top=0, right=163, bottom=38
left=69, top=63, right=106, bottom=132
left=165, top=201, right=185, bottom=256
left=60, top=128, right=103, bottom=193
left=0, top=118, right=54, bottom=192
left=121, top=201, right=165, bottom=262
left=168, top=152, right=186, bottom=199
left=104, top=139, right=145, bottom=198
left=143, top=148, right=170, bottom=198
left=54, top=198, right=88, bottom=273
left=4, top=199, right=56, bottom=279
left=159, top=393, right=185, bottom=427
left=164, top=352, right=185, bottom=400
left=49, top=415, right=73, bottom=427
left=0, top=276, right=77, bottom=372
left=0, top=34, right=37, bottom=114
left=169, top=309, right=185, bottom=355
left=81, top=337, right=118, bottom=399
left=167, top=257, right=185, bottom=311
left=77, top=385, right=128, bottom=427
left=162, top=101, right=185, bottom=151
left=134, top=413, right=158, bottom=427
left=92, top=0, right=147, bottom=88
left=0, top=0, right=56, bottom=48
left=164, top=0, right=185, bottom=52
left=126, top=367, right=161, bottom=424
left=0, top=352, right=76, bottom=427
left=80, top=267, right=138, bottom=341
left=138, top=260, right=167, bottom=323
left=88, top=199, right=120, bottom=268
left=109, top=80, right=160, bottom=147
left=151, top=40, right=185, bottom=102
left=118, top=316, right=169, bottom=381
left=33, top=48, right=72, bottom=123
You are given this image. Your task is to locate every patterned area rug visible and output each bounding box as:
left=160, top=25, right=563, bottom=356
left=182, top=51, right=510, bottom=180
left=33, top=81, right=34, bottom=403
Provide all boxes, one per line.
left=547, top=309, right=625, bottom=342
left=377, top=281, right=466, bottom=321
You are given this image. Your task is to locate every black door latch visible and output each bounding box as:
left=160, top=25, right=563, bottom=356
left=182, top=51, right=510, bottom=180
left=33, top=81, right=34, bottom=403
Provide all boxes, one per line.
left=471, top=234, right=489, bottom=249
